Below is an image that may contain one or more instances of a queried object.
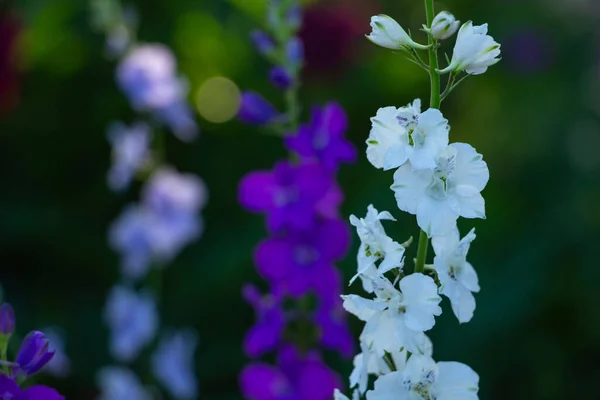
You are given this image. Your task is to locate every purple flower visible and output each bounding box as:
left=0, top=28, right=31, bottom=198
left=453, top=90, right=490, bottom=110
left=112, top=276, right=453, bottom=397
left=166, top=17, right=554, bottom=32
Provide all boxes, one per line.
left=243, top=285, right=285, bottom=358
left=269, top=66, right=293, bottom=91
left=285, top=103, right=356, bottom=171
left=254, top=219, right=350, bottom=297
left=240, top=345, right=341, bottom=400
left=0, top=303, right=15, bottom=335
left=107, top=122, right=151, bottom=192
left=286, top=6, right=302, bottom=30
left=251, top=30, right=276, bottom=56
left=0, top=374, right=64, bottom=400
left=239, top=161, right=333, bottom=232
left=156, top=100, right=199, bottom=143
left=97, top=366, right=151, bottom=400
left=238, top=92, right=280, bottom=125
left=16, top=331, right=54, bottom=377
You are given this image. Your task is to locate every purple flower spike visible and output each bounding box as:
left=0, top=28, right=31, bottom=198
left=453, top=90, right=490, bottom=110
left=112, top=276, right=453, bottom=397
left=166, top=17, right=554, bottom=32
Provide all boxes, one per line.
left=285, top=102, right=356, bottom=171
left=16, top=331, right=55, bottom=377
left=0, top=375, right=64, bottom=400
left=0, top=303, right=15, bottom=335
left=238, top=92, right=280, bottom=125
left=242, top=285, right=285, bottom=358
left=269, top=66, right=294, bottom=91
left=251, top=30, right=276, bottom=56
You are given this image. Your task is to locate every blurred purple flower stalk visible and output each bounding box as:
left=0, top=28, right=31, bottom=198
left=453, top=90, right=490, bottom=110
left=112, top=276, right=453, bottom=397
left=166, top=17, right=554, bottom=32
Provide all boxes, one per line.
left=0, top=303, right=64, bottom=399
left=236, top=1, right=357, bottom=399
left=92, top=1, right=204, bottom=398
left=336, top=4, right=501, bottom=400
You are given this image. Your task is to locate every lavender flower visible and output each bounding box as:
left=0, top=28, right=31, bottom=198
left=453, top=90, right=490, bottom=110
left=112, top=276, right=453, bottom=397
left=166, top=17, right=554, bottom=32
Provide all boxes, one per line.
left=269, top=66, right=293, bottom=90
left=251, top=30, right=276, bottom=56
left=286, top=37, right=304, bottom=69
left=242, top=285, right=286, bottom=358
left=41, top=327, right=71, bottom=378
left=104, top=286, right=158, bottom=362
left=238, top=92, right=280, bottom=125
left=0, top=303, right=15, bottom=335
left=151, top=330, right=199, bottom=400
left=107, top=121, right=151, bottom=192
left=15, top=331, right=54, bottom=377
left=97, top=367, right=151, bottom=400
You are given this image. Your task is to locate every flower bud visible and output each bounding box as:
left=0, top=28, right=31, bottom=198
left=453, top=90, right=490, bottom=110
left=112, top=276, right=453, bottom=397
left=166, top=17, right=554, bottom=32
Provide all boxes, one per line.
left=430, top=11, right=460, bottom=40
left=238, top=92, right=279, bottom=125
left=269, top=66, right=293, bottom=90
left=366, top=15, right=428, bottom=51
left=250, top=30, right=275, bottom=56
left=286, top=37, right=304, bottom=69
left=16, top=331, right=55, bottom=376
left=439, top=21, right=501, bottom=75
left=0, top=304, right=15, bottom=336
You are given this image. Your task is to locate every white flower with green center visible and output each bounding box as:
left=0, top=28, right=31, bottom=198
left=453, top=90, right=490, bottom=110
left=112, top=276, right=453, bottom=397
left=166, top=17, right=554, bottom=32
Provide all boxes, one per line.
left=428, top=11, right=460, bottom=41
left=342, top=274, right=441, bottom=356
left=391, top=143, right=489, bottom=237
left=367, top=15, right=429, bottom=51
left=366, top=355, right=479, bottom=400
left=440, top=21, right=501, bottom=75
left=367, top=101, right=450, bottom=170
left=350, top=205, right=405, bottom=288
left=432, top=228, right=480, bottom=323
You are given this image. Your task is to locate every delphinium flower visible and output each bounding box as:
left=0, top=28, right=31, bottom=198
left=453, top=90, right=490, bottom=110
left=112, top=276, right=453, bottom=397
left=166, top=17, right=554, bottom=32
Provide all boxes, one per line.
left=0, top=302, right=64, bottom=399
left=336, top=3, right=500, bottom=399
left=236, top=1, right=357, bottom=399
left=92, top=0, right=205, bottom=398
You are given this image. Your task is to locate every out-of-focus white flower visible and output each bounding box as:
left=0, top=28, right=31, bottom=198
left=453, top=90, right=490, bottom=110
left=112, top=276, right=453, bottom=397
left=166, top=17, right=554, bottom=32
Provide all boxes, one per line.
left=440, top=21, right=501, bottom=75
left=367, top=15, right=428, bottom=51
left=391, top=143, right=489, bottom=237
left=151, top=329, right=199, bottom=400
left=433, top=228, right=480, bottom=323
left=97, top=366, right=152, bottom=400
left=428, top=11, right=460, bottom=40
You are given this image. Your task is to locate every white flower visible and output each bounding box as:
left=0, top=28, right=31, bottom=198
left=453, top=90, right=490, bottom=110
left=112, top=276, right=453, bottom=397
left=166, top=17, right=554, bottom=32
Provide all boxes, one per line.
left=428, top=11, right=460, bottom=40
left=366, top=355, right=479, bottom=400
left=97, top=367, right=152, bottom=400
left=152, top=329, right=199, bottom=400
left=342, top=274, right=441, bottom=355
left=367, top=15, right=428, bottom=51
left=432, top=228, right=480, bottom=323
left=367, top=101, right=449, bottom=170
left=104, top=286, right=158, bottom=362
left=391, top=143, right=489, bottom=237
left=440, top=21, right=501, bottom=75
left=350, top=205, right=405, bottom=287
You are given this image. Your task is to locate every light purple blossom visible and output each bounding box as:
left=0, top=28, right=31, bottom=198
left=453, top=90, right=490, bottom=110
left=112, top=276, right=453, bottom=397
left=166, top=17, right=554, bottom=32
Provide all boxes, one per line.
left=41, top=327, right=71, bottom=378
left=104, top=286, right=158, bottom=362
left=107, top=122, right=151, bottom=192
left=97, top=367, right=151, bottom=400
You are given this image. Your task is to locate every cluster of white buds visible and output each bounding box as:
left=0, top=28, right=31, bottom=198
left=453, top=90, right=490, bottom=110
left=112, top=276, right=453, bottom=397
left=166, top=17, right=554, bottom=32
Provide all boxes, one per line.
left=336, top=4, right=501, bottom=400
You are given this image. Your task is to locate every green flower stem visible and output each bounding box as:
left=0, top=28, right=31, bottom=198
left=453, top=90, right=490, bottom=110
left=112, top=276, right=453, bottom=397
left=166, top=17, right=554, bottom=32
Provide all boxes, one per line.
left=285, top=85, right=300, bottom=134
left=0, top=335, right=9, bottom=375
left=414, top=0, right=440, bottom=274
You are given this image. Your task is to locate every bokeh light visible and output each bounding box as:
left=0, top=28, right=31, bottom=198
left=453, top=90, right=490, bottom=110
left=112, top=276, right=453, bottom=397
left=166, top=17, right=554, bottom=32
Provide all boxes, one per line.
left=195, top=76, right=241, bottom=124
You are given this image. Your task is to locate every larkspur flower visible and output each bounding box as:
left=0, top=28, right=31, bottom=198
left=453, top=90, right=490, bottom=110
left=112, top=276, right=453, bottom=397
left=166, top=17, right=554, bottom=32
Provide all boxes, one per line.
left=0, top=303, right=15, bottom=335
left=104, top=286, right=158, bottom=362
left=367, top=15, right=428, bottom=51
left=42, top=327, right=71, bottom=378
left=391, top=143, right=489, bottom=237
left=242, top=285, right=286, bottom=358
left=366, top=354, right=479, bottom=400
left=367, top=101, right=450, bottom=170
left=152, top=330, right=199, bottom=400
left=284, top=103, right=357, bottom=171
left=269, top=66, right=293, bottom=90
left=106, top=121, right=151, bottom=192
left=143, top=167, right=207, bottom=217
left=16, top=331, right=54, bottom=377
left=440, top=21, right=501, bottom=75
left=0, top=374, right=63, bottom=400
left=239, top=161, right=333, bottom=232
left=432, top=228, right=480, bottom=323
left=250, top=30, right=276, bottom=56
left=238, top=92, right=280, bottom=125
left=428, top=11, right=460, bottom=41
left=334, top=389, right=359, bottom=400
left=97, top=367, right=152, bottom=400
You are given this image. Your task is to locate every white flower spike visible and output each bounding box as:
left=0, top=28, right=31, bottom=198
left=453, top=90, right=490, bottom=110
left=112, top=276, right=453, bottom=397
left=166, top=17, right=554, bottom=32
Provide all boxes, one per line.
left=367, top=100, right=450, bottom=171
left=428, top=11, right=460, bottom=40
left=391, top=143, right=489, bottom=237
left=440, top=21, right=501, bottom=75
left=432, top=228, right=480, bottom=323
left=367, top=15, right=429, bottom=51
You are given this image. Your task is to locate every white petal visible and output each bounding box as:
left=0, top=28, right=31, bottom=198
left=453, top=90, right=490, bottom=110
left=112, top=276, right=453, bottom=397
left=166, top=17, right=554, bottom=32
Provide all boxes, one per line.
left=433, top=362, right=479, bottom=400
left=342, top=295, right=386, bottom=321
left=454, top=187, right=486, bottom=219
left=391, top=164, right=432, bottom=215
left=431, top=227, right=460, bottom=256
left=400, top=274, right=442, bottom=331
left=450, top=143, right=489, bottom=191
left=416, top=195, right=460, bottom=237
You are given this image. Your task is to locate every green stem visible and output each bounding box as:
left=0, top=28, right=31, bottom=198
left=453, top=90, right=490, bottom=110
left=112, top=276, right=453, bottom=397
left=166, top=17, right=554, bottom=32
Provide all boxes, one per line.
left=414, top=0, right=440, bottom=274
left=285, top=85, right=300, bottom=134
left=0, top=336, right=9, bottom=375
left=414, top=230, right=429, bottom=274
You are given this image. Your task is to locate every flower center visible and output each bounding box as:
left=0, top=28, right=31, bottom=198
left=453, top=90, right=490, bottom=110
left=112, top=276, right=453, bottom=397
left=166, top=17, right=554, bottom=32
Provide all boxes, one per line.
left=293, top=245, right=319, bottom=266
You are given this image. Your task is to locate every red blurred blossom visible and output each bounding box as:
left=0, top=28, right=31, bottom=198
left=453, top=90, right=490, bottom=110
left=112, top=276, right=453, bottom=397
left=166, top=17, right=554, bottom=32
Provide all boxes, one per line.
left=299, top=0, right=379, bottom=78
left=0, top=13, right=21, bottom=115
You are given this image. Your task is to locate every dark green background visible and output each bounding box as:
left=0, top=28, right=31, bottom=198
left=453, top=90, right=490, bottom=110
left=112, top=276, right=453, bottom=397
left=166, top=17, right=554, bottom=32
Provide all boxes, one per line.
left=1, top=0, right=599, bottom=398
